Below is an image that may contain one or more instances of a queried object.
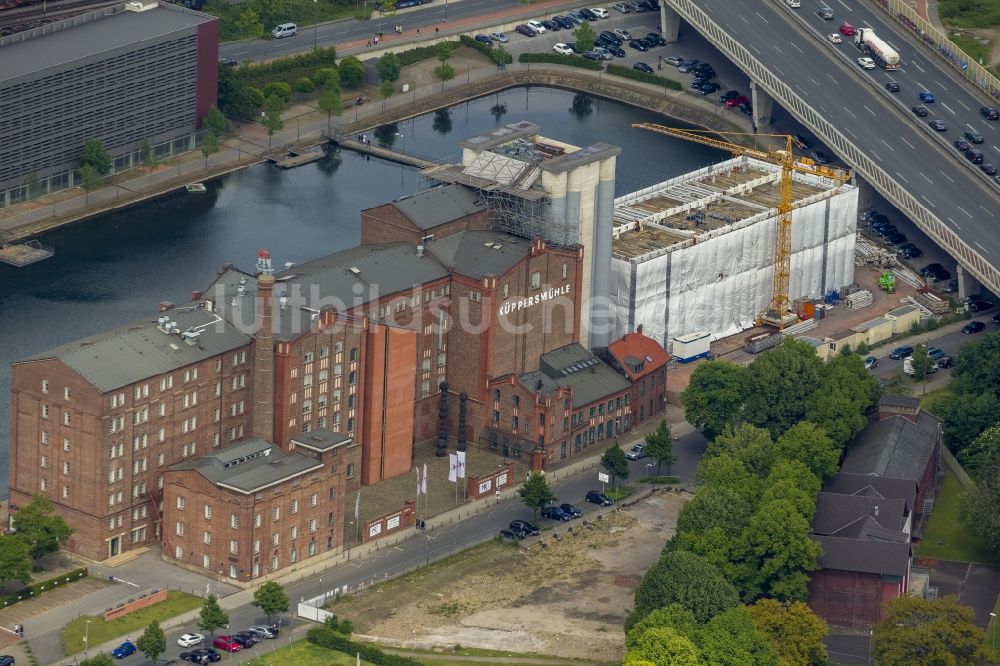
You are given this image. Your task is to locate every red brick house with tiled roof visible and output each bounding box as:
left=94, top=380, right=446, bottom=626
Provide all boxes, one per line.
left=602, top=326, right=670, bottom=427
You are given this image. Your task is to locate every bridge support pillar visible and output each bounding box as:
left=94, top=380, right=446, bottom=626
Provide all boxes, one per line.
left=956, top=264, right=981, bottom=302
left=661, top=4, right=680, bottom=43
left=750, top=81, right=773, bottom=131
left=853, top=176, right=875, bottom=214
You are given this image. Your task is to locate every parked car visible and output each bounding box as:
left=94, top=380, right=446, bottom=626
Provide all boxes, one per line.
left=586, top=490, right=614, bottom=506
left=248, top=626, right=279, bottom=639
left=0, top=658, right=14, bottom=666
left=811, top=150, right=831, bottom=164
left=677, top=59, right=699, bottom=73
left=993, top=313, right=1000, bottom=325
left=889, top=345, right=914, bottom=360
left=526, top=20, right=546, bottom=33
left=554, top=15, right=576, bottom=29
left=981, top=163, right=998, bottom=176
left=966, top=149, right=984, bottom=164
left=699, top=82, right=721, bottom=94
left=112, top=641, right=137, bottom=659
left=954, top=139, right=971, bottom=151
left=605, top=44, right=626, bottom=57
left=579, top=7, right=599, bottom=21
left=599, top=30, right=622, bottom=44
left=926, top=347, right=946, bottom=361
left=515, top=24, right=538, bottom=37
left=969, top=299, right=995, bottom=312
left=541, top=505, right=572, bottom=521
left=885, top=80, right=900, bottom=92
left=737, top=101, right=753, bottom=115
left=720, top=90, right=740, bottom=104
left=180, top=649, right=221, bottom=664
left=232, top=631, right=259, bottom=648
left=218, top=57, right=238, bottom=67
left=817, top=7, right=834, bottom=19
left=633, top=62, right=654, bottom=73
left=613, top=1, right=631, bottom=12
left=864, top=356, right=879, bottom=370
left=663, top=55, right=684, bottom=66
left=490, top=31, right=509, bottom=43
left=964, top=129, right=985, bottom=144
left=937, top=355, right=954, bottom=369
left=499, top=528, right=522, bottom=540
left=628, top=38, right=649, bottom=51
left=725, top=94, right=749, bottom=109
left=645, top=33, right=667, bottom=46
left=541, top=19, right=561, bottom=31
left=963, top=321, right=986, bottom=334
left=918, top=90, right=935, bottom=103
left=591, top=7, right=610, bottom=18
left=474, top=34, right=493, bottom=45
left=912, top=105, right=929, bottom=117
left=177, top=633, right=205, bottom=648
left=625, top=444, right=647, bottom=460
left=510, top=519, right=541, bottom=536
left=560, top=503, right=584, bottom=518
left=212, top=636, right=241, bottom=653
left=884, top=232, right=906, bottom=246
left=552, top=43, right=574, bottom=55
left=928, top=119, right=948, bottom=131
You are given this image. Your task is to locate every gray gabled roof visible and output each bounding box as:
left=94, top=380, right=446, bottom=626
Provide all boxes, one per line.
left=813, top=492, right=907, bottom=535
left=391, top=185, right=485, bottom=231
left=823, top=473, right=917, bottom=513
left=1, top=4, right=216, bottom=84
left=169, top=438, right=322, bottom=494
left=291, top=429, right=352, bottom=452
left=22, top=306, right=250, bottom=393
left=841, top=411, right=938, bottom=482
left=425, top=231, right=532, bottom=279
left=812, top=535, right=910, bottom=577
left=879, top=394, right=920, bottom=410
left=520, top=344, right=631, bottom=408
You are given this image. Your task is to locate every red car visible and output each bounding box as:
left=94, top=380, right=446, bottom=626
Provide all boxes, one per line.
left=725, top=94, right=749, bottom=109
left=212, top=636, right=241, bottom=653
left=839, top=22, right=855, bottom=36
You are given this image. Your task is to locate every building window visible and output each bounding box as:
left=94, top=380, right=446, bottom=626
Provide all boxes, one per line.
left=272, top=533, right=280, bottom=546
left=346, top=463, right=355, bottom=478
left=204, top=505, right=212, bottom=519
left=176, top=496, right=185, bottom=510
left=41, top=431, right=49, bottom=445
left=272, top=507, right=280, bottom=521
left=176, top=545, right=184, bottom=559
left=561, top=263, right=568, bottom=280
left=253, top=540, right=261, bottom=554
left=494, top=410, right=500, bottom=423
left=302, top=400, right=313, bottom=415
left=320, top=346, right=330, bottom=358
left=254, top=513, right=262, bottom=528
left=231, top=514, right=239, bottom=529
left=290, top=548, right=298, bottom=564
left=348, top=371, right=357, bottom=386
left=62, top=486, right=70, bottom=500
left=303, top=373, right=313, bottom=388
left=271, top=556, right=279, bottom=572
left=63, top=438, right=71, bottom=452
left=41, top=380, right=49, bottom=394
left=176, top=522, right=185, bottom=536
left=334, top=363, right=343, bottom=377
left=63, top=411, right=71, bottom=426
left=347, top=418, right=355, bottom=432
left=290, top=499, right=298, bottom=514
left=64, top=387, right=72, bottom=400
left=40, top=478, right=47, bottom=492
left=530, top=271, right=541, bottom=290
left=230, top=540, right=238, bottom=555
left=40, top=455, right=48, bottom=469
left=41, top=404, right=49, bottom=419
left=308, top=542, right=317, bottom=557
left=350, top=347, right=358, bottom=362
left=304, top=351, right=314, bottom=363
left=290, top=526, right=298, bottom=540
left=309, top=518, right=317, bottom=533
left=202, top=554, right=210, bottom=569
left=203, top=531, right=211, bottom=545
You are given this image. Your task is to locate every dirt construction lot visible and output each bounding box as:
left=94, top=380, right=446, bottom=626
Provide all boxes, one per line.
left=326, top=492, right=686, bottom=664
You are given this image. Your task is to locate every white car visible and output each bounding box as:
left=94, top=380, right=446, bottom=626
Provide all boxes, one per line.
left=857, top=57, right=876, bottom=70
left=177, top=633, right=204, bottom=648
left=828, top=33, right=842, bottom=44
left=526, top=20, right=547, bottom=33
left=613, top=28, right=631, bottom=41
left=552, top=43, right=574, bottom=55
left=490, top=31, right=509, bottom=43
left=591, top=7, right=610, bottom=18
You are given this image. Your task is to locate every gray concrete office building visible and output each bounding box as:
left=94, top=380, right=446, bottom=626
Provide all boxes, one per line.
left=0, top=1, right=219, bottom=208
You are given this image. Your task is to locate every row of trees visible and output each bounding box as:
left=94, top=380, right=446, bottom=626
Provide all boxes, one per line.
left=0, top=494, right=73, bottom=587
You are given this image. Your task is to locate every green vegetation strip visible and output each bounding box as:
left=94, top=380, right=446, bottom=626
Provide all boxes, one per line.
left=605, top=64, right=682, bottom=89
left=308, top=626, right=422, bottom=665
left=204, top=0, right=363, bottom=42
left=0, top=566, right=88, bottom=609
left=62, top=590, right=203, bottom=656
left=939, top=0, right=1000, bottom=29
left=244, top=640, right=376, bottom=665
left=518, top=52, right=604, bottom=70
left=915, top=469, right=991, bottom=563
left=459, top=36, right=513, bottom=65
left=232, top=46, right=339, bottom=89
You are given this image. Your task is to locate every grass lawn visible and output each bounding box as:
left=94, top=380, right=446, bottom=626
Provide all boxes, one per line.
left=387, top=644, right=601, bottom=664
left=243, top=640, right=375, bottom=665
left=919, top=385, right=952, bottom=416
left=915, top=469, right=992, bottom=563
left=62, top=590, right=203, bottom=656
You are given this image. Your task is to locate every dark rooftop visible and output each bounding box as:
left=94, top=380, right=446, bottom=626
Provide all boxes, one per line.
left=813, top=492, right=908, bottom=536
left=812, top=535, right=910, bottom=577
left=841, top=410, right=939, bottom=482
left=823, top=472, right=917, bottom=513
left=458, top=121, right=541, bottom=152
left=390, top=185, right=485, bottom=231
left=878, top=394, right=920, bottom=410
left=169, top=439, right=323, bottom=494
left=425, top=231, right=531, bottom=279
left=520, top=344, right=631, bottom=408
left=290, top=429, right=353, bottom=452
left=1, top=3, right=216, bottom=83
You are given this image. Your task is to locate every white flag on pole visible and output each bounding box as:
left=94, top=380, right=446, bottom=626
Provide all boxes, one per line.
left=354, top=492, right=360, bottom=520
left=415, top=466, right=421, bottom=496
left=456, top=451, right=466, bottom=479
left=421, top=463, right=428, bottom=495
left=448, top=453, right=458, bottom=483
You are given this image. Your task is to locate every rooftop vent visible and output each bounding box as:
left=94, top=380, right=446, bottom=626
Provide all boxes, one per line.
left=124, top=1, right=155, bottom=12
left=348, top=267, right=361, bottom=275
left=181, top=330, right=201, bottom=346
left=416, top=245, right=424, bottom=258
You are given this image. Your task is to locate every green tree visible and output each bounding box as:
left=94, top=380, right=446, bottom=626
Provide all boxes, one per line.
left=625, top=604, right=698, bottom=650
left=380, top=80, right=395, bottom=100
left=201, top=131, right=220, bottom=168
left=13, top=493, right=73, bottom=559
left=0, top=534, right=32, bottom=586
left=436, top=41, right=454, bottom=64
left=629, top=550, right=740, bottom=629
left=696, top=454, right=765, bottom=499
left=624, top=627, right=702, bottom=666
left=235, top=7, right=264, bottom=39
left=252, top=580, right=289, bottom=623
left=697, top=606, right=777, bottom=666
left=315, top=67, right=341, bottom=89
left=744, top=499, right=822, bottom=601
left=247, top=86, right=265, bottom=109
left=203, top=105, right=228, bottom=136
left=518, top=471, right=556, bottom=520
left=294, top=77, right=316, bottom=95
left=574, top=21, right=598, bottom=53
left=960, top=452, right=1000, bottom=559
left=600, top=443, right=629, bottom=489
left=261, top=94, right=285, bottom=148
left=338, top=56, right=365, bottom=88
left=941, top=392, right=1000, bottom=453
left=263, top=81, right=292, bottom=103
left=959, top=424, right=1000, bottom=478
left=79, top=655, right=115, bottom=666
left=318, top=87, right=343, bottom=132
left=681, top=360, right=747, bottom=440
left=952, top=332, right=1000, bottom=398
left=642, top=419, right=677, bottom=479
left=140, top=139, right=158, bottom=184
left=197, top=594, right=229, bottom=637
left=80, top=164, right=102, bottom=204
left=742, top=338, right=825, bottom=438
left=82, top=138, right=113, bottom=175
left=375, top=51, right=402, bottom=84
left=707, top=424, right=775, bottom=480
left=217, top=68, right=258, bottom=122
left=908, top=343, right=934, bottom=383
left=746, top=599, right=828, bottom=666
left=872, top=596, right=993, bottom=665
left=773, top=421, right=839, bottom=480
left=136, top=620, right=166, bottom=661
left=434, top=62, right=455, bottom=90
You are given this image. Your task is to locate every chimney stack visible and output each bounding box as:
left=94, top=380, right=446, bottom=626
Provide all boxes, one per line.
left=252, top=251, right=276, bottom=442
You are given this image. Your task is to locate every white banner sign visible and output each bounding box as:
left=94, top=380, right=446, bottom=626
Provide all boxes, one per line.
left=387, top=515, right=400, bottom=530
left=478, top=479, right=493, bottom=494
left=497, top=472, right=508, bottom=488
left=598, top=472, right=610, bottom=483
left=368, top=522, right=382, bottom=538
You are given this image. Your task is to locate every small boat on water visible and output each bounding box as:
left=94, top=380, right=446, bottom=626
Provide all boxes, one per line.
left=186, top=183, right=207, bottom=193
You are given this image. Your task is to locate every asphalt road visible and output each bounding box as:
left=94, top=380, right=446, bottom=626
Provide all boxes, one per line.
left=135, top=427, right=706, bottom=665
left=694, top=0, right=1000, bottom=280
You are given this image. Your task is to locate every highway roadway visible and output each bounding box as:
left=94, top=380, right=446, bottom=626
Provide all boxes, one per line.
left=693, top=0, right=1000, bottom=288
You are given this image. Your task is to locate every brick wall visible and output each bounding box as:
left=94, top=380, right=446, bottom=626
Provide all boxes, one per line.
left=104, top=589, right=167, bottom=622
left=808, top=569, right=901, bottom=630
left=360, top=204, right=488, bottom=246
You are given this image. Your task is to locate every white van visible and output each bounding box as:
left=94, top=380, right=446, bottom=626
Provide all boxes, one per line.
left=271, top=23, right=297, bottom=39
left=785, top=0, right=800, bottom=6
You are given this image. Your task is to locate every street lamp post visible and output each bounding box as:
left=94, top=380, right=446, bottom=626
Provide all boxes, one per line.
left=991, top=612, right=997, bottom=653
left=347, top=522, right=354, bottom=561
left=645, top=463, right=654, bottom=483
left=84, top=619, right=91, bottom=658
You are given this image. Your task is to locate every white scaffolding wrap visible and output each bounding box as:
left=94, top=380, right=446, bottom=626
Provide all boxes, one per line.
left=611, top=179, right=858, bottom=346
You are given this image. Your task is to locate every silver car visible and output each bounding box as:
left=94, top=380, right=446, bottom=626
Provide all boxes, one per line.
left=625, top=444, right=647, bottom=460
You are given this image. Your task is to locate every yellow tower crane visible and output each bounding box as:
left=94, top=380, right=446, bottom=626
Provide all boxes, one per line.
left=632, top=123, right=850, bottom=329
